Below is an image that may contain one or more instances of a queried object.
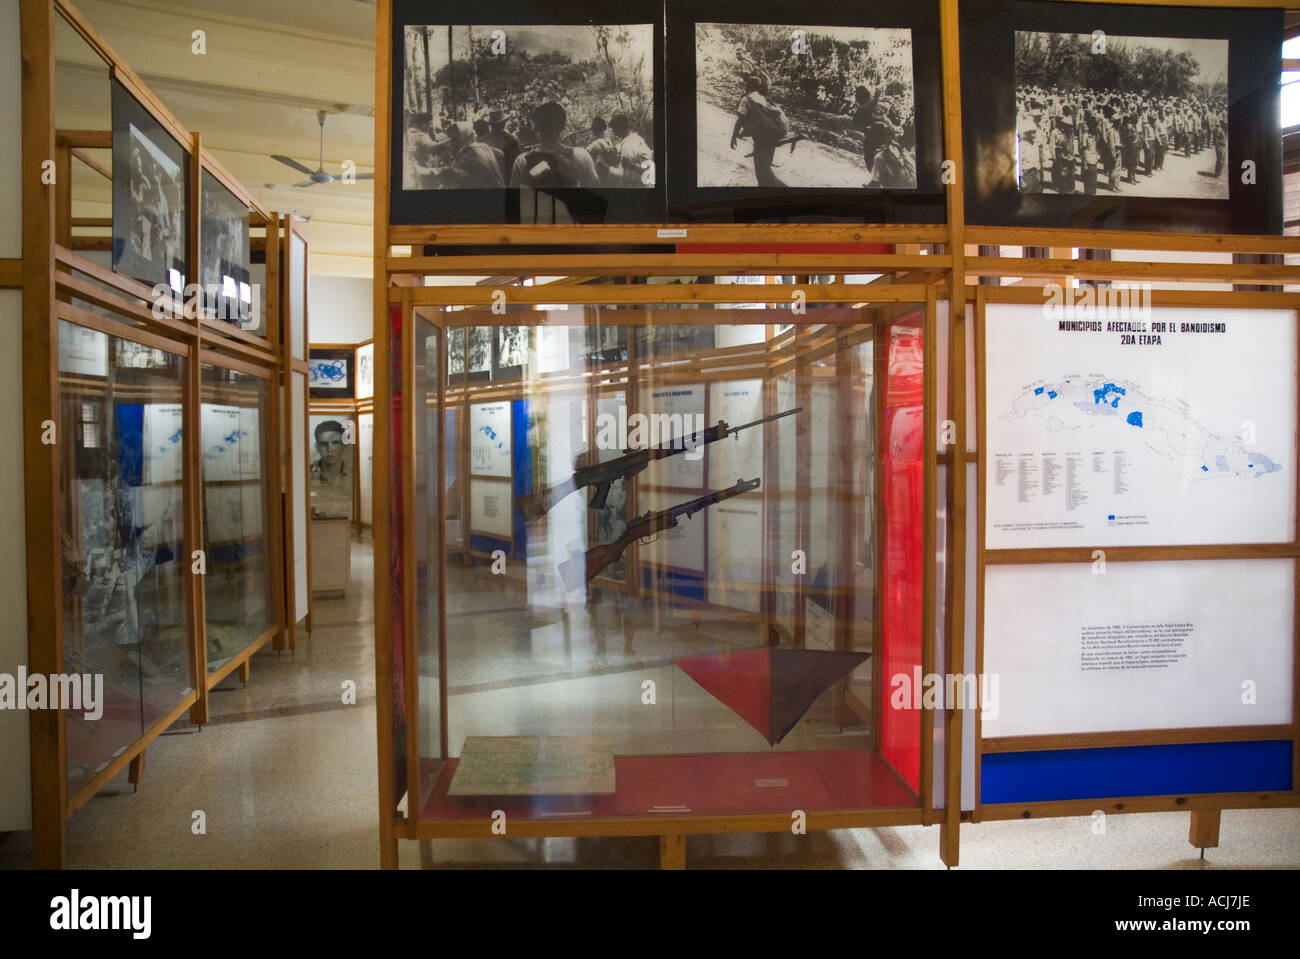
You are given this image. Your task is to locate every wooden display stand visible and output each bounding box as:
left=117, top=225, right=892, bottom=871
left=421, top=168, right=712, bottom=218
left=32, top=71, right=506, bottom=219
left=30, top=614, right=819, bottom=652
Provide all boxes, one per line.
left=310, top=517, right=351, bottom=597
left=16, top=0, right=310, bottom=866
left=368, top=0, right=1300, bottom=870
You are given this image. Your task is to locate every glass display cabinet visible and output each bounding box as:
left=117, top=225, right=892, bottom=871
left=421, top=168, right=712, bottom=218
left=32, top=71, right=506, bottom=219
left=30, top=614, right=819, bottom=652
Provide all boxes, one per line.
left=382, top=288, right=944, bottom=865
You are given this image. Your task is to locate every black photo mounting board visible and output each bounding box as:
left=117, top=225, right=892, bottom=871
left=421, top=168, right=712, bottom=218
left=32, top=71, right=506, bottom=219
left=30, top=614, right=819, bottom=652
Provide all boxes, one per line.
left=960, top=0, right=1282, bottom=234
left=112, top=80, right=191, bottom=292
left=665, top=0, right=946, bottom=224
left=390, top=0, right=667, bottom=225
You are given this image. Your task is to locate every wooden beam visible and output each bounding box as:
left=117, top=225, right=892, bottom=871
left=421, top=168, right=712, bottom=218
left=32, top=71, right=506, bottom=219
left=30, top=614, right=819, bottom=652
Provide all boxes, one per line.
left=69, top=149, right=110, bottom=180
left=388, top=253, right=949, bottom=276
left=0, top=259, right=21, bottom=288
left=391, top=223, right=949, bottom=248
left=22, top=0, right=68, bottom=870
left=966, top=225, right=1300, bottom=255
left=968, top=256, right=1299, bottom=284
left=391, top=283, right=932, bottom=307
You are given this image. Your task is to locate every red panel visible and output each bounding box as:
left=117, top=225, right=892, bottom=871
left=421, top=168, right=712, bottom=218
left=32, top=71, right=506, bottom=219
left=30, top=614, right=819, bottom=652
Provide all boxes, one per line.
left=879, top=317, right=925, bottom=792
left=420, top=750, right=919, bottom=820
left=675, top=648, right=772, bottom=742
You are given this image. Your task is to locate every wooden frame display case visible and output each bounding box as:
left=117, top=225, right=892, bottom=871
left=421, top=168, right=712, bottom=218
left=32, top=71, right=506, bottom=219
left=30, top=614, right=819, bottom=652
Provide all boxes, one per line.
left=390, top=289, right=941, bottom=870
left=18, top=0, right=307, bottom=866
left=372, top=0, right=1300, bottom=869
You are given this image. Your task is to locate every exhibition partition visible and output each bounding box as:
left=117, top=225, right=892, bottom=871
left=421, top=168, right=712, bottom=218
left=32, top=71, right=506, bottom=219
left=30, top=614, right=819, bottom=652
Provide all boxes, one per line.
left=17, top=0, right=311, bottom=866
left=372, top=0, right=1300, bottom=869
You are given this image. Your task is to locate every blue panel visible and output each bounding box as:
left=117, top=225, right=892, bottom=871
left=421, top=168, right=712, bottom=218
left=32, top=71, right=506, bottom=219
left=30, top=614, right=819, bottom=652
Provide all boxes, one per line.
left=640, top=566, right=706, bottom=603
left=512, top=400, right=531, bottom=560
left=444, top=408, right=456, bottom=491
left=981, top=741, right=1294, bottom=804
left=470, top=534, right=511, bottom=557
left=117, top=403, right=144, bottom=487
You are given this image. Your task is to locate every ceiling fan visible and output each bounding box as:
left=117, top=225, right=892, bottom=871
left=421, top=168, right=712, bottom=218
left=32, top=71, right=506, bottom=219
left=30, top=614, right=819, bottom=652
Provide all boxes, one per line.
left=270, top=111, right=373, bottom=189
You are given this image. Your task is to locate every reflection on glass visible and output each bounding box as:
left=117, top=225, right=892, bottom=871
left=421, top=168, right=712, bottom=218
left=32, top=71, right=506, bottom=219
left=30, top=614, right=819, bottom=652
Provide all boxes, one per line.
left=414, top=320, right=442, bottom=777
left=58, top=322, right=192, bottom=794
left=416, top=304, right=905, bottom=821
left=200, top=364, right=275, bottom=671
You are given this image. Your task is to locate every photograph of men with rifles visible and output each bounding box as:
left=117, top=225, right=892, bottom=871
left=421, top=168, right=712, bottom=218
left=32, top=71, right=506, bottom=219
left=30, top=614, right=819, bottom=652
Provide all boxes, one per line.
left=695, top=22, right=917, bottom=189
left=401, top=24, right=655, bottom=190
left=1014, top=31, right=1229, bottom=199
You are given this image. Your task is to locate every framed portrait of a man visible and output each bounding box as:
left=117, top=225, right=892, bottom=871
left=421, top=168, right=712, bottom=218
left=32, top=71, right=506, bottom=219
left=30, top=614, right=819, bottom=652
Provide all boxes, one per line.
left=309, top=416, right=354, bottom=520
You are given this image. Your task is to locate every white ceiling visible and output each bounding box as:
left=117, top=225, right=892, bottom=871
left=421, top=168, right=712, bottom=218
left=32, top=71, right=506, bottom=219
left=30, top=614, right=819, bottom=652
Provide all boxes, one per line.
left=58, top=0, right=380, bottom=277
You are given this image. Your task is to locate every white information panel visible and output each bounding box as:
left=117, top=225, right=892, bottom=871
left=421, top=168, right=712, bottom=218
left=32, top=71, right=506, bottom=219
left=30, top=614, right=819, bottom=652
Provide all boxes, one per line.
left=469, top=401, right=512, bottom=478
left=470, top=478, right=514, bottom=538
left=984, top=304, right=1296, bottom=548
left=708, top=379, right=763, bottom=488
left=983, top=559, right=1294, bottom=738
left=639, top=384, right=705, bottom=490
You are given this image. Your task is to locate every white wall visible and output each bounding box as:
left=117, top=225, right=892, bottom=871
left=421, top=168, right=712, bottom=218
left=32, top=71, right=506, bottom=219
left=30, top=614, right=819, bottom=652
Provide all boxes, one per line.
left=308, top=274, right=372, bottom=344
left=0, top=0, right=31, bottom=833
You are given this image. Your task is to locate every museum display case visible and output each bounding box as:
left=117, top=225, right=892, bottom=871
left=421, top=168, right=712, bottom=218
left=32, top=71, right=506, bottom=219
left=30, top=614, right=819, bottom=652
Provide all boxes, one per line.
left=14, top=0, right=310, bottom=865
left=380, top=283, right=943, bottom=864
left=200, top=363, right=277, bottom=672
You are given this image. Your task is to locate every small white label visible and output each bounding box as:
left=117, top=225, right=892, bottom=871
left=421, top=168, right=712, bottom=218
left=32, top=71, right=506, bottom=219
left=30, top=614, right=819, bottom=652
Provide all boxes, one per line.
left=755, top=778, right=789, bottom=788
left=657, top=228, right=688, bottom=239
left=649, top=804, right=692, bottom=813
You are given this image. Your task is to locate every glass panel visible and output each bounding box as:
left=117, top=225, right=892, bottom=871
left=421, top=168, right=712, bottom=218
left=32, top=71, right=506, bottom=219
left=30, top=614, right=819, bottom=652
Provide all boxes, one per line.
left=416, top=301, right=912, bottom=822
left=200, top=364, right=275, bottom=672
left=414, top=318, right=443, bottom=777
left=59, top=322, right=192, bottom=793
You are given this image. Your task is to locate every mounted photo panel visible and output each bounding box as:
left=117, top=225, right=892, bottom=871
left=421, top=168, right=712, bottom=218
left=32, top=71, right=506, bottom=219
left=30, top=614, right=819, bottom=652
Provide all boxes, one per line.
left=390, top=0, right=666, bottom=224
left=308, top=347, right=355, bottom=399
left=199, top=170, right=252, bottom=330
left=666, top=0, right=946, bottom=224
left=960, top=0, right=1282, bottom=233
left=112, top=80, right=190, bottom=293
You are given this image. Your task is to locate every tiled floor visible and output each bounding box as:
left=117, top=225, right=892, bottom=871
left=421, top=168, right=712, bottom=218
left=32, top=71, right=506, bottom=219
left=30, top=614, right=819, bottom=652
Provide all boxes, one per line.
left=3, top=536, right=1298, bottom=869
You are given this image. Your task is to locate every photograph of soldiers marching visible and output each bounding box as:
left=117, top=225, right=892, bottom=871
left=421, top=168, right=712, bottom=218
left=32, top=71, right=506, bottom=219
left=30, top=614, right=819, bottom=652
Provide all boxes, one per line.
left=1015, top=31, right=1228, bottom=199
left=401, top=24, right=655, bottom=190
left=695, top=23, right=917, bottom=189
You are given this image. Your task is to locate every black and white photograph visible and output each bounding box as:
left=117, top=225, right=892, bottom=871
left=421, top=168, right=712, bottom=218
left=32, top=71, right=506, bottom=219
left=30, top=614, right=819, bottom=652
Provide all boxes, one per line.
left=695, top=22, right=916, bottom=189
left=112, top=81, right=188, bottom=290
left=1014, top=31, right=1228, bottom=199
left=582, top=324, right=628, bottom=365
left=199, top=171, right=252, bottom=326
left=498, top=325, right=528, bottom=371
left=400, top=23, right=655, bottom=191
left=309, top=416, right=353, bottom=521
left=468, top=327, right=492, bottom=374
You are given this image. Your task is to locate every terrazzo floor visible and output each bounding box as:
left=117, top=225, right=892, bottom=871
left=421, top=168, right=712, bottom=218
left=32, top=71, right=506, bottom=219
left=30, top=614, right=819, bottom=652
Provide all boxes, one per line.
left=2, top=537, right=1298, bottom=870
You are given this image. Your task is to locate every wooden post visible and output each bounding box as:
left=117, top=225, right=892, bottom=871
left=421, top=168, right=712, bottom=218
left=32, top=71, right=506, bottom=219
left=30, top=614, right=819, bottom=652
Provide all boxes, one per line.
left=659, top=833, right=686, bottom=870
left=939, top=0, right=968, bottom=869
left=373, top=0, right=400, bottom=871
left=22, top=0, right=68, bottom=869
left=187, top=132, right=209, bottom=725
left=1189, top=810, right=1221, bottom=850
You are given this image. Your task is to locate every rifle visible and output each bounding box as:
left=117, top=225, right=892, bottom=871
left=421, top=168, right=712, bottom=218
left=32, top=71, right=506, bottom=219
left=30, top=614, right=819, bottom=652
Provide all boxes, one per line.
left=516, top=407, right=799, bottom=523
left=556, top=477, right=761, bottom=591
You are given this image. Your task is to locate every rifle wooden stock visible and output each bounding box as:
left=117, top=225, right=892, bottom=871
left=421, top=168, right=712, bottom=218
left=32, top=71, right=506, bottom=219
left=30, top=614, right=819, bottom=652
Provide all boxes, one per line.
left=515, top=475, right=579, bottom=523
left=557, top=536, right=630, bottom=590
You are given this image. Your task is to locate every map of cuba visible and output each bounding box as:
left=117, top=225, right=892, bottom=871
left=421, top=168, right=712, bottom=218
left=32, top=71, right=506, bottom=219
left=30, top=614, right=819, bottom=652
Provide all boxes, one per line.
left=1003, top=376, right=1282, bottom=479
